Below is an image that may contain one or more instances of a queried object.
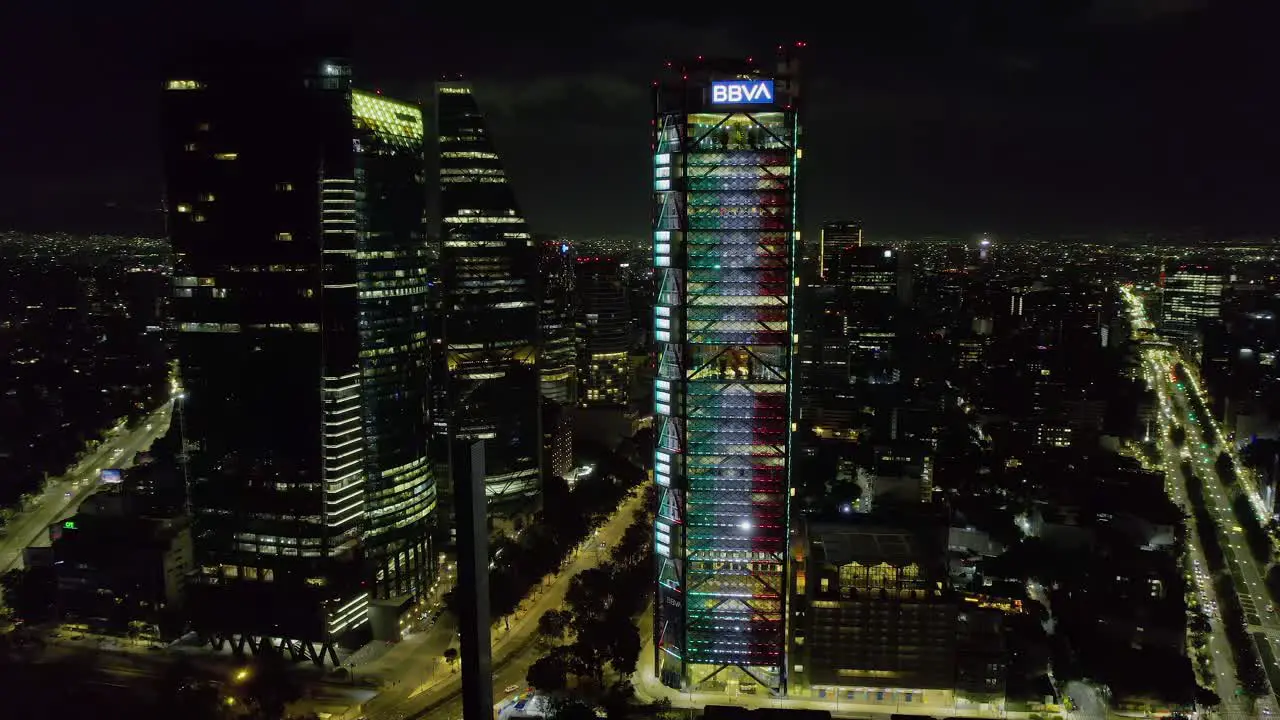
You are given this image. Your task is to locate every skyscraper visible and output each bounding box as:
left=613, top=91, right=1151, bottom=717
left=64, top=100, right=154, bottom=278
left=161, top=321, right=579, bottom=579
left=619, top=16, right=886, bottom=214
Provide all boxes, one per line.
left=539, top=238, right=578, bottom=406
left=816, top=220, right=862, bottom=281
left=576, top=256, right=632, bottom=409
left=830, top=245, right=902, bottom=384
left=652, top=51, right=803, bottom=694
left=162, top=52, right=434, bottom=659
left=436, top=80, right=541, bottom=513
left=1160, top=263, right=1226, bottom=351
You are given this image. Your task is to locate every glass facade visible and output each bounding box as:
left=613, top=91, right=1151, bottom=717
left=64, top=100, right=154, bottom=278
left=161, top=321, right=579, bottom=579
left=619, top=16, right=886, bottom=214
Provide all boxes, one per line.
left=539, top=239, right=578, bottom=406
left=576, top=256, right=632, bottom=408
left=1160, top=264, right=1225, bottom=349
left=351, top=90, right=435, bottom=602
left=652, top=58, right=801, bottom=695
left=162, top=56, right=433, bottom=656
left=436, top=81, right=541, bottom=508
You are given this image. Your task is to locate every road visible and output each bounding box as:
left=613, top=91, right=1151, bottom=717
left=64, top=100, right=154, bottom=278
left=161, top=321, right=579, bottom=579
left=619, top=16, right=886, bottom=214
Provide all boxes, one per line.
left=1124, top=285, right=1277, bottom=715
left=1146, top=349, right=1247, bottom=715
left=330, top=488, right=647, bottom=720
left=0, top=402, right=173, bottom=573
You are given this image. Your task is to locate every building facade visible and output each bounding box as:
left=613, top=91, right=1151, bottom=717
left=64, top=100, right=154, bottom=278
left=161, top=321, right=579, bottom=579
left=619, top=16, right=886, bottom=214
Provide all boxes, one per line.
left=1160, top=263, right=1226, bottom=351
left=539, top=238, right=578, bottom=406
left=652, top=52, right=802, bottom=694
left=161, top=54, right=433, bottom=660
left=436, top=80, right=541, bottom=512
left=576, top=255, right=632, bottom=409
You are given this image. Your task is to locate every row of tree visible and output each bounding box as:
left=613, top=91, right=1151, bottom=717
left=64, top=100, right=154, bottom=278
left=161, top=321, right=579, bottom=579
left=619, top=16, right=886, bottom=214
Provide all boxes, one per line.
left=1230, top=491, right=1273, bottom=564
left=1212, top=573, right=1269, bottom=694
left=1182, top=460, right=1268, bottom=693
left=449, top=450, right=648, bottom=621
left=1184, top=465, right=1225, bottom=573
left=526, top=496, right=654, bottom=715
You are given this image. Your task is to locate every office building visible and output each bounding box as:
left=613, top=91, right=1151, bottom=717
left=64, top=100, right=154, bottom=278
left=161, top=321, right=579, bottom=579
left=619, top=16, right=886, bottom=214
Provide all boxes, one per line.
left=51, top=493, right=193, bottom=641
left=816, top=221, right=862, bottom=281
left=539, top=238, right=578, bottom=406
left=1160, top=263, right=1226, bottom=351
left=830, top=245, right=902, bottom=384
left=789, top=518, right=1006, bottom=709
left=436, top=80, right=541, bottom=512
left=576, top=255, right=632, bottom=409
left=542, top=397, right=574, bottom=482
left=162, top=53, right=434, bottom=659
left=652, top=51, right=802, bottom=694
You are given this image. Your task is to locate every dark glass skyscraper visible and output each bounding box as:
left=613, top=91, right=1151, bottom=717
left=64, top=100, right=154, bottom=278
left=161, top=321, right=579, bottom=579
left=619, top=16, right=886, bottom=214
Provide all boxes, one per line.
left=652, top=52, right=802, bottom=694
left=436, top=81, right=541, bottom=511
left=350, top=90, right=436, bottom=607
left=576, top=256, right=632, bottom=409
left=162, top=53, right=433, bottom=658
left=539, top=238, right=578, bottom=406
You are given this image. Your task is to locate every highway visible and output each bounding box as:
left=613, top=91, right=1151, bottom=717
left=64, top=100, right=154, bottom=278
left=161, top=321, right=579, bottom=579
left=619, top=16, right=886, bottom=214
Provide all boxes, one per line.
left=333, top=488, right=647, bottom=720
left=1123, top=285, right=1279, bottom=715
left=1145, top=348, right=1248, bottom=715
left=0, top=402, right=173, bottom=573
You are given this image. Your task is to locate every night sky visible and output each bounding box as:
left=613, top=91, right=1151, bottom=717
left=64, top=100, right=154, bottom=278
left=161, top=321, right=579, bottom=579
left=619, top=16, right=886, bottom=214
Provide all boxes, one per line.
left=1, top=1, right=1276, bottom=240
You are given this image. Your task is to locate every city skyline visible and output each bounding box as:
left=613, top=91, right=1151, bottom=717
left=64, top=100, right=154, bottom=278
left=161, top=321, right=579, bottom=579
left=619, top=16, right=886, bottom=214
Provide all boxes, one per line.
left=2, top=3, right=1278, bottom=239
left=5, top=5, right=1280, bottom=719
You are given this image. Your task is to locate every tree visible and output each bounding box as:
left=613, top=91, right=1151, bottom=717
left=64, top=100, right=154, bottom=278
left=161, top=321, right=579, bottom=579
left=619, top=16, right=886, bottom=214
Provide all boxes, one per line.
left=527, top=653, right=569, bottom=693
left=537, top=609, right=573, bottom=645
left=548, top=697, right=598, bottom=720
left=1195, top=686, right=1221, bottom=709
left=1171, top=426, right=1186, bottom=448
left=443, top=647, right=458, bottom=669
left=566, top=567, right=614, bottom=622
left=601, top=678, right=637, bottom=720
left=604, top=619, right=641, bottom=677
left=0, top=567, right=56, bottom=624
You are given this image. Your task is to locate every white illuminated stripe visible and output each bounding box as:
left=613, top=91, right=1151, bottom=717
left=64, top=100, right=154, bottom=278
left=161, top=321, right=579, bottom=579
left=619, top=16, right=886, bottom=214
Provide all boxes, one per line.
left=656, top=390, right=671, bottom=404
left=656, top=402, right=671, bottom=416
left=656, top=306, right=671, bottom=318
left=655, top=154, right=670, bottom=165
left=656, top=542, right=670, bottom=558
left=327, top=593, right=370, bottom=632
left=656, top=473, right=670, bottom=487
left=656, top=379, right=671, bottom=390
left=656, top=257, right=670, bottom=267
left=655, top=230, right=670, bottom=241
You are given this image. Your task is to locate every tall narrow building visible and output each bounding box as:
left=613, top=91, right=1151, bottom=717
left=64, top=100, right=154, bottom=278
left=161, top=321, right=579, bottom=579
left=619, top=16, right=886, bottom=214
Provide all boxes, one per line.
left=576, top=255, right=632, bottom=409
left=539, top=238, right=578, bottom=406
left=436, top=80, right=541, bottom=513
left=652, top=51, right=802, bottom=694
left=161, top=52, right=434, bottom=659
left=1160, top=262, right=1226, bottom=352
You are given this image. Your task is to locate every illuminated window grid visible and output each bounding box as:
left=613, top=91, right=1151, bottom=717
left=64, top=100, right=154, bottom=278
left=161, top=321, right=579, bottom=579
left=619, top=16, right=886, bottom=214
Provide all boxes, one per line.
left=654, top=108, right=798, bottom=690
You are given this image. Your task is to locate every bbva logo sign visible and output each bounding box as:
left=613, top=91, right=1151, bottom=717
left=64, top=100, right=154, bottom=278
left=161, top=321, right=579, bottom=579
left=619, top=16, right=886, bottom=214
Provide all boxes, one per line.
left=710, top=79, right=775, bottom=105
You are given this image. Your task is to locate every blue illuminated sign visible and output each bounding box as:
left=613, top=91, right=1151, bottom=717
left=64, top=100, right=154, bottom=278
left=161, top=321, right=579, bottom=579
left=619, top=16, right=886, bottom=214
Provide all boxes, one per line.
left=710, top=79, right=775, bottom=105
